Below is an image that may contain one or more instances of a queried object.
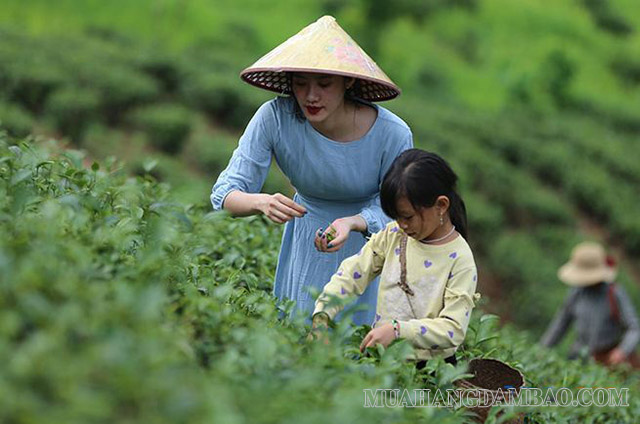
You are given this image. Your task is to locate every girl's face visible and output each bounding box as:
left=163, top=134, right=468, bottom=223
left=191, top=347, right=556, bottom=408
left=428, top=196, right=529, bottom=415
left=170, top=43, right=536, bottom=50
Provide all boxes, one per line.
left=395, top=196, right=449, bottom=241
left=291, top=73, right=353, bottom=124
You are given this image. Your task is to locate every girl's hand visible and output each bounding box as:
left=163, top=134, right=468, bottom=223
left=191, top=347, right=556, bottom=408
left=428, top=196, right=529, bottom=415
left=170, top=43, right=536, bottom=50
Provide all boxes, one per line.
left=307, top=313, right=330, bottom=344
left=314, top=216, right=366, bottom=253
left=359, top=323, right=396, bottom=352
left=258, top=193, right=307, bottom=224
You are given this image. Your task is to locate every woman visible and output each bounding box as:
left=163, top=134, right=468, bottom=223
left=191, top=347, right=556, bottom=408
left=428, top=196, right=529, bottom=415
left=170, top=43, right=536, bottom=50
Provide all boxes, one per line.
left=211, top=16, right=413, bottom=325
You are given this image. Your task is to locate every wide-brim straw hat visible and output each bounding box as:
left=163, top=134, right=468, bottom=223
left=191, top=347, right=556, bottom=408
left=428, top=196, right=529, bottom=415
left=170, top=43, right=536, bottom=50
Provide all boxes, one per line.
left=557, top=241, right=617, bottom=287
left=240, top=15, right=400, bottom=102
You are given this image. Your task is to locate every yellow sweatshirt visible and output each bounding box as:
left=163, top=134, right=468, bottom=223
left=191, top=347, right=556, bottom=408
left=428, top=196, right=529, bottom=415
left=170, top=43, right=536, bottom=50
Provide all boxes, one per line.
left=313, top=221, right=480, bottom=360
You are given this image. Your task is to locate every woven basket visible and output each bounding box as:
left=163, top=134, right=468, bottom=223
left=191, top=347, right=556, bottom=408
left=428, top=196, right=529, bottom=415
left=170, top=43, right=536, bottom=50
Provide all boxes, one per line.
left=455, top=358, right=525, bottom=424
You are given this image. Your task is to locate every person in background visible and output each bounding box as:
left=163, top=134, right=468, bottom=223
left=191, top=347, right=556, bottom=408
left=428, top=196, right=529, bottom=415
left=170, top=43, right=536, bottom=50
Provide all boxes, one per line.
left=311, top=149, right=480, bottom=365
left=540, top=241, right=640, bottom=368
left=211, top=16, right=412, bottom=325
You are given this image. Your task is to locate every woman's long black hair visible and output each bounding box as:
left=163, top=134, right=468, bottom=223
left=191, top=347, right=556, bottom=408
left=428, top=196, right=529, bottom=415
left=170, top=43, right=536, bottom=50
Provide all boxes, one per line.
left=380, top=149, right=468, bottom=239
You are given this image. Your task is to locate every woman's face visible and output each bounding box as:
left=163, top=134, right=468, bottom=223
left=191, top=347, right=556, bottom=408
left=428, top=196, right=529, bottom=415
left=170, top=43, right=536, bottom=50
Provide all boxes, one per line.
left=291, top=73, right=352, bottom=123
left=395, top=196, right=447, bottom=241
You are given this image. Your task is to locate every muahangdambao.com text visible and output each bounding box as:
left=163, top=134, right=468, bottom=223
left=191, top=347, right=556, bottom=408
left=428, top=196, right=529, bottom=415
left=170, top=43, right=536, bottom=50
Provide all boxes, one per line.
left=363, top=387, right=629, bottom=408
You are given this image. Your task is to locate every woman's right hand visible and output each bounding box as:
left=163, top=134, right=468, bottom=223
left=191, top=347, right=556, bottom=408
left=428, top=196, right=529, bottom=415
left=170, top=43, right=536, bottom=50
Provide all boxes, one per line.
left=257, top=193, right=307, bottom=224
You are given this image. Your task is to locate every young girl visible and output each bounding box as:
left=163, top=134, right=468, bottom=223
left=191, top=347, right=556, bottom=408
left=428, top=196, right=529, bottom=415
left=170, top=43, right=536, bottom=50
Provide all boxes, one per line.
left=312, top=149, right=479, bottom=362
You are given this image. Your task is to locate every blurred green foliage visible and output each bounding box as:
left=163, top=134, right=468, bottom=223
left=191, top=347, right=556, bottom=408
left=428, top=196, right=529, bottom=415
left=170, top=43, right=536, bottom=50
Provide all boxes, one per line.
left=1, top=1, right=640, bottom=420
left=1, top=134, right=639, bottom=423
left=0, top=101, right=34, bottom=138
left=0, top=0, right=638, bottom=329
left=128, top=103, right=193, bottom=154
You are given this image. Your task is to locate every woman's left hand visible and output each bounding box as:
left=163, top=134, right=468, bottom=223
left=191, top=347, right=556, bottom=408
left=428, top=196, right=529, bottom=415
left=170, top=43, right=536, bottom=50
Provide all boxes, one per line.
left=359, top=323, right=396, bottom=352
left=314, top=216, right=366, bottom=253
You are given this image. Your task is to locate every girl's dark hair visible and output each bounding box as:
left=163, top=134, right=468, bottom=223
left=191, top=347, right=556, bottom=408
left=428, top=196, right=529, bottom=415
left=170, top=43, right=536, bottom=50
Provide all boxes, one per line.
left=380, top=149, right=468, bottom=239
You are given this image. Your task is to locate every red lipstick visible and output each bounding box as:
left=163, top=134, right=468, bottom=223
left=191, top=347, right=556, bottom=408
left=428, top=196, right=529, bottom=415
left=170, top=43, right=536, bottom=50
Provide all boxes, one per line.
left=306, top=106, right=322, bottom=115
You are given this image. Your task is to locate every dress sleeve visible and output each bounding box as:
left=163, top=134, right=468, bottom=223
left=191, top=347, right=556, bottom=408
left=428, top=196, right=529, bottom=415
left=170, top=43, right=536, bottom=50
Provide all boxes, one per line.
left=397, top=265, right=478, bottom=351
left=313, top=228, right=389, bottom=320
left=614, top=285, right=640, bottom=355
left=358, top=131, right=413, bottom=235
left=540, top=288, right=578, bottom=348
left=210, top=101, right=277, bottom=210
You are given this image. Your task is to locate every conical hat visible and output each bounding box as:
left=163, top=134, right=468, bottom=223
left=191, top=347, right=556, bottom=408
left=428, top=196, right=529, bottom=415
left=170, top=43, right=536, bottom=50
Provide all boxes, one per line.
left=240, top=16, right=400, bottom=102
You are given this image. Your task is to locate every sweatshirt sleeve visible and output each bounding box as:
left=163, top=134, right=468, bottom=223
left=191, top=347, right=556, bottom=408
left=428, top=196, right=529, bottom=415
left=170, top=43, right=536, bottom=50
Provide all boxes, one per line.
left=540, top=288, right=578, bottom=348
left=397, top=265, right=478, bottom=351
left=357, top=132, right=412, bottom=235
left=313, top=228, right=389, bottom=320
left=210, top=101, right=277, bottom=210
left=615, top=285, right=640, bottom=355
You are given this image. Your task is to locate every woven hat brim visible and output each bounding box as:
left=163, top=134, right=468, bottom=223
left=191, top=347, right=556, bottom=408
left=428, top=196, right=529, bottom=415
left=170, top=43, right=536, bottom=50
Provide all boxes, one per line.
left=239, top=15, right=400, bottom=102
left=240, top=67, right=400, bottom=102
left=557, top=263, right=618, bottom=287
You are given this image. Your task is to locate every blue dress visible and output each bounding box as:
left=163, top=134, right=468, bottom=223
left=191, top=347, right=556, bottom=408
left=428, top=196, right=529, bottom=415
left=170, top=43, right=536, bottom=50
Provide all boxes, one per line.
left=211, top=97, right=412, bottom=325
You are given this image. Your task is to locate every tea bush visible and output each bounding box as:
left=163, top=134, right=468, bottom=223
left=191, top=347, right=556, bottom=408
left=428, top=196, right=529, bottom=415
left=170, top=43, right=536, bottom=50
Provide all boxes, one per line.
left=1, top=6, right=640, bottom=409
left=45, top=87, right=102, bottom=143
left=0, top=101, right=34, bottom=138
left=180, top=70, right=267, bottom=129
left=128, top=103, right=193, bottom=154
left=181, top=123, right=239, bottom=174
left=0, top=133, right=465, bottom=423
left=2, top=133, right=639, bottom=423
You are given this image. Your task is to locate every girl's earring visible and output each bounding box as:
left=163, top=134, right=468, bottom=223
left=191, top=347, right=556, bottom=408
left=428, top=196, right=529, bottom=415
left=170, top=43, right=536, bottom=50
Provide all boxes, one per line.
left=440, top=214, right=444, bottom=226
